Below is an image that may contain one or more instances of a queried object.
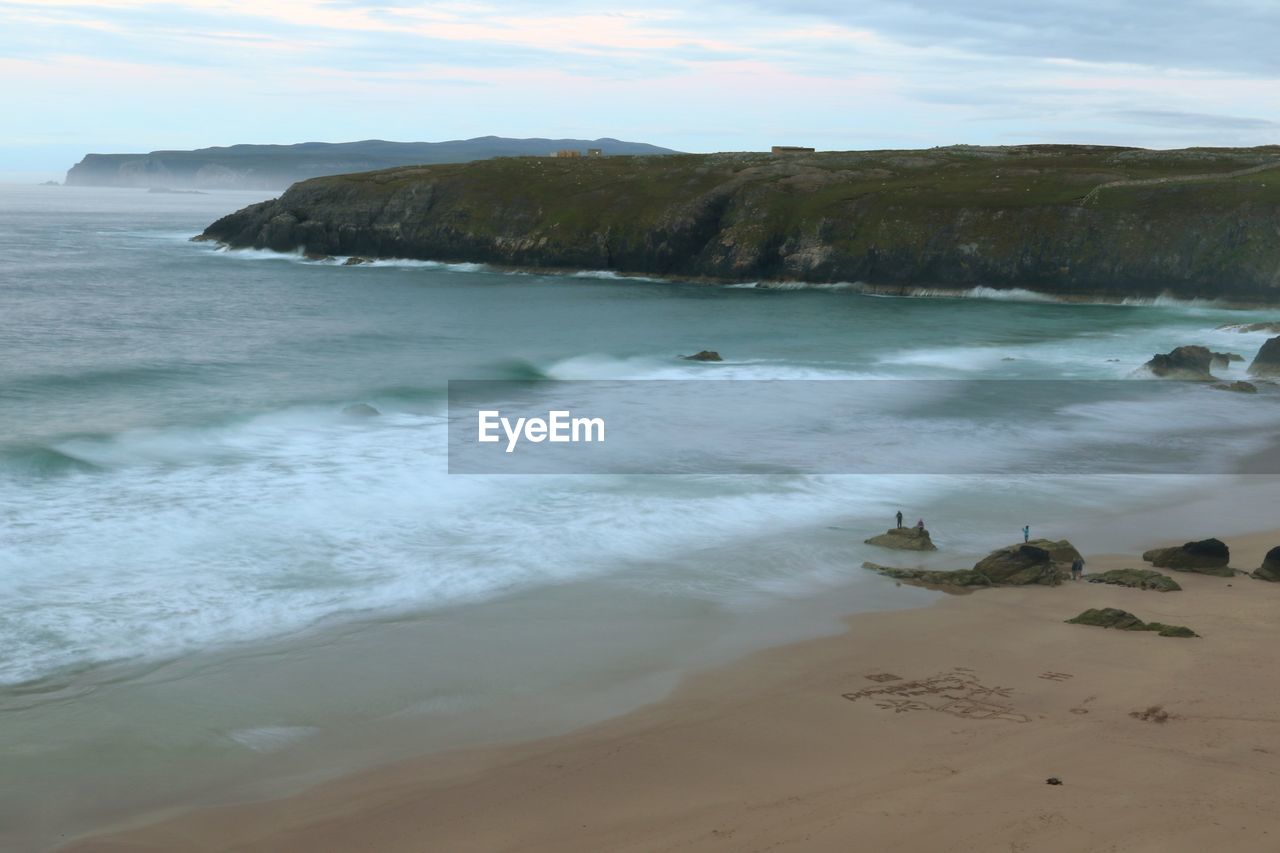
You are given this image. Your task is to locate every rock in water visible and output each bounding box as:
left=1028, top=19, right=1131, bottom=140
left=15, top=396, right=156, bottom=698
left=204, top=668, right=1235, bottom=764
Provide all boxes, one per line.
left=1066, top=608, right=1198, bottom=637
left=1211, top=381, right=1258, bottom=394
left=864, top=527, right=937, bottom=551
left=1087, top=569, right=1181, bottom=591
left=343, top=256, right=371, bottom=266
left=972, top=542, right=1068, bottom=585
left=1144, top=346, right=1215, bottom=381
left=342, top=403, right=381, bottom=418
left=1248, top=336, right=1280, bottom=377
left=1218, top=322, right=1280, bottom=334
left=680, top=350, right=723, bottom=362
left=1252, top=546, right=1280, bottom=582
left=1142, top=538, right=1231, bottom=576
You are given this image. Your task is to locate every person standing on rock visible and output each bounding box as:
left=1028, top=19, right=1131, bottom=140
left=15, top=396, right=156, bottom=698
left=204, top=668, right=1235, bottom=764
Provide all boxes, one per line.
left=1023, top=525, right=1031, bottom=543
left=896, top=510, right=904, bottom=529
left=1071, top=557, right=1085, bottom=581
left=916, top=518, right=925, bottom=531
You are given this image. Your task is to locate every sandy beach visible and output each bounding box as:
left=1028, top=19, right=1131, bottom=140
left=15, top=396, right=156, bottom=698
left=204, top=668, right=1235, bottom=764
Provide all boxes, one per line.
left=65, top=530, right=1280, bottom=853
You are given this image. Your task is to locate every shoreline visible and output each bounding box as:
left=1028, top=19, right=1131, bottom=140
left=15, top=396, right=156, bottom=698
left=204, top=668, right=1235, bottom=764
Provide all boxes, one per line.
left=194, top=241, right=1280, bottom=310
left=67, top=529, right=1280, bottom=852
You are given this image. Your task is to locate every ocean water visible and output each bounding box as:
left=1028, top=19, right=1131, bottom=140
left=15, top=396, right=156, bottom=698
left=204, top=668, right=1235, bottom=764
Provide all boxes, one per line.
left=3, top=184, right=1280, bottom=848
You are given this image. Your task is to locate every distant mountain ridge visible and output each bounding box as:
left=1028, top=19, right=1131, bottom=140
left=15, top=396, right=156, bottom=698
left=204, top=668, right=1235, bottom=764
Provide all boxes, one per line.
left=64, top=137, right=679, bottom=189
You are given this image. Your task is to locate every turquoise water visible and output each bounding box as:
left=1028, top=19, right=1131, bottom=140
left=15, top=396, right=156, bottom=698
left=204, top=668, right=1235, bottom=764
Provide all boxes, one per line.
left=3, top=184, right=1280, bottom=848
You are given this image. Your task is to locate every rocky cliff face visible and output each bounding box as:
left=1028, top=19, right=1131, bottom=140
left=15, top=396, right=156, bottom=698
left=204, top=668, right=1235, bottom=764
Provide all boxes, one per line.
left=199, top=145, right=1280, bottom=302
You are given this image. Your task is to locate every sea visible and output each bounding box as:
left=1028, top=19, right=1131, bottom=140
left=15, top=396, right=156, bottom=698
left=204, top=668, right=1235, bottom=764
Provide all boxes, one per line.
left=3, top=184, right=1279, bottom=849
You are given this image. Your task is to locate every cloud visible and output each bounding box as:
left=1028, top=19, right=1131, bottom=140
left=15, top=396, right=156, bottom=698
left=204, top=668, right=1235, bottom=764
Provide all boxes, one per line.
left=1, top=0, right=1278, bottom=167
left=1108, top=109, right=1280, bottom=130
left=747, top=0, right=1280, bottom=76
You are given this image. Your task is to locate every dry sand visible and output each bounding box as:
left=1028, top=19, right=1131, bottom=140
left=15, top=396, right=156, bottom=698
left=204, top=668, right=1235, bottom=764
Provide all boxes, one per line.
left=69, top=532, right=1280, bottom=853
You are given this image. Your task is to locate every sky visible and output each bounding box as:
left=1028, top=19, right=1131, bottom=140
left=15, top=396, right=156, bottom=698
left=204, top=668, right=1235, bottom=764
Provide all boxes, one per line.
left=2, top=0, right=1279, bottom=177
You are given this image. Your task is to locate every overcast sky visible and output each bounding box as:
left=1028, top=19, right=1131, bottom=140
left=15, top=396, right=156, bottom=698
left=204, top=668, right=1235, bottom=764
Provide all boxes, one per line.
left=2, top=0, right=1278, bottom=176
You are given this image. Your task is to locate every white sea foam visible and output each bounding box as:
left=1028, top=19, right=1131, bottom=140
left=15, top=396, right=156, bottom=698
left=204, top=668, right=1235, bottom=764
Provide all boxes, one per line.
left=749, top=281, right=864, bottom=292
left=569, top=270, right=668, bottom=283
left=228, top=726, right=320, bottom=753
left=0, top=401, right=945, bottom=685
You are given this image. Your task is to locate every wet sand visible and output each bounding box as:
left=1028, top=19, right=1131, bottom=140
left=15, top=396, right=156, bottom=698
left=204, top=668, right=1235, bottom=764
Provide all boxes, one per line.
left=69, top=531, right=1280, bottom=853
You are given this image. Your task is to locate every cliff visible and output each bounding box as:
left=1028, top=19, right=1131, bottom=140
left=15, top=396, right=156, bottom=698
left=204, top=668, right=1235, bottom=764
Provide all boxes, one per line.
left=199, top=145, right=1280, bottom=301
left=66, top=137, right=677, bottom=190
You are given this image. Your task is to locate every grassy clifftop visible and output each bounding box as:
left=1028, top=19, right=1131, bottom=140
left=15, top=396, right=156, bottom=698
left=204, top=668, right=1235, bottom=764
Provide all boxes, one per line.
left=201, top=145, right=1280, bottom=301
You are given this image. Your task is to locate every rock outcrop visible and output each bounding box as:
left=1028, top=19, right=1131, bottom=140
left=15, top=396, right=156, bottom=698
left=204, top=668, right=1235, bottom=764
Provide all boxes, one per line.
left=1066, top=608, right=1198, bottom=637
left=680, top=350, right=723, bottom=362
left=865, top=527, right=937, bottom=551
left=972, top=542, right=1072, bottom=586
left=198, top=146, right=1280, bottom=302
left=863, top=537, right=1081, bottom=589
left=861, top=563, right=990, bottom=590
left=1252, top=546, right=1280, bottom=582
left=1144, top=346, right=1215, bottom=380
left=1210, top=351, right=1245, bottom=368
left=1086, top=569, right=1182, bottom=591
left=1248, top=336, right=1280, bottom=376
left=1024, top=538, right=1084, bottom=564
left=1142, top=538, right=1232, bottom=576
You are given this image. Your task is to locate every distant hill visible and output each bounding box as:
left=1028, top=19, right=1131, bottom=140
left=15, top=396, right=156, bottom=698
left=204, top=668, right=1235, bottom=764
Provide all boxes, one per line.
left=64, top=137, right=679, bottom=189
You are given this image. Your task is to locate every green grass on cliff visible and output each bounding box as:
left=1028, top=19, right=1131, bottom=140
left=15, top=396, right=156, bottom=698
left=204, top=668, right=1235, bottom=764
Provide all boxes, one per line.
left=299, top=144, right=1280, bottom=238
left=285, top=144, right=1280, bottom=261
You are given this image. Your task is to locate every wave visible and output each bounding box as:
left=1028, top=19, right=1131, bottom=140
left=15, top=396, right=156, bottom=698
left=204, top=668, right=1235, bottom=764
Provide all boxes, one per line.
left=206, top=245, right=491, bottom=274
left=722, top=281, right=1057, bottom=300
left=361, top=258, right=488, bottom=273
left=0, top=406, right=933, bottom=686
left=729, top=281, right=859, bottom=292
left=6, top=357, right=1278, bottom=688
left=738, top=282, right=1276, bottom=314
left=568, top=270, right=668, bottom=283
left=1, top=362, right=206, bottom=396
left=0, top=446, right=101, bottom=477
left=537, top=353, right=895, bottom=381
left=875, top=318, right=1270, bottom=379
left=1116, top=293, right=1228, bottom=309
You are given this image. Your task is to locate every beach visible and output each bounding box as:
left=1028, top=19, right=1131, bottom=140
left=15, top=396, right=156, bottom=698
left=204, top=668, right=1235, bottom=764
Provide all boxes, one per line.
left=67, top=530, right=1280, bottom=852
left=6, top=185, right=1280, bottom=852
